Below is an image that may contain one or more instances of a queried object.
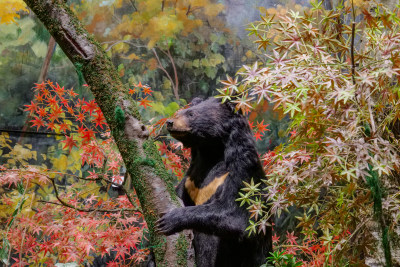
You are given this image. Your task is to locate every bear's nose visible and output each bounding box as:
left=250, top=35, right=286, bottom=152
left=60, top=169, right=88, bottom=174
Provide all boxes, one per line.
left=166, top=120, right=173, bottom=130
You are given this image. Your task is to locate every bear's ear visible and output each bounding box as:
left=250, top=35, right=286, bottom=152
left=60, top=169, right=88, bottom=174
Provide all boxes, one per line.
left=190, top=97, right=204, bottom=106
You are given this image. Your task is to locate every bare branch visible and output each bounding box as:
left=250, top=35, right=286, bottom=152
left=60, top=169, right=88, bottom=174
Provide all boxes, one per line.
left=152, top=48, right=179, bottom=100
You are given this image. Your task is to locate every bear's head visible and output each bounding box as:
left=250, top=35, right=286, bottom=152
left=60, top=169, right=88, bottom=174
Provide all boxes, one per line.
left=166, top=98, right=242, bottom=147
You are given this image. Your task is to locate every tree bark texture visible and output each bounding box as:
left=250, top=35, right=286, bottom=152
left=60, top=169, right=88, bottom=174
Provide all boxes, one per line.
left=22, top=0, right=194, bottom=266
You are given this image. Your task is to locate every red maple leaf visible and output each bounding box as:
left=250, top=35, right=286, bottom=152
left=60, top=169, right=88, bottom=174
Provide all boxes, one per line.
left=46, top=80, right=54, bottom=88
left=82, top=241, right=95, bottom=256
left=47, top=121, right=56, bottom=131
left=158, top=142, right=168, bottom=155
left=65, top=104, right=75, bottom=115
left=99, top=245, right=110, bottom=257
left=142, top=86, right=153, bottom=95
left=77, top=125, right=86, bottom=135
left=59, top=96, right=69, bottom=106
left=41, top=88, right=51, bottom=99
left=37, top=107, right=47, bottom=117
left=248, top=121, right=255, bottom=130
left=33, top=82, right=46, bottom=92
left=67, top=88, right=79, bottom=97
left=139, top=97, right=152, bottom=109
left=254, top=131, right=263, bottom=141
left=134, top=81, right=143, bottom=88
left=54, top=83, right=65, bottom=96
left=48, top=105, right=63, bottom=122
left=76, top=112, right=86, bottom=123
left=286, top=231, right=298, bottom=245
left=256, top=120, right=269, bottom=133
left=83, top=100, right=97, bottom=116
left=108, top=160, right=120, bottom=172
left=24, top=101, right=38, bottom=114
left=30, top=117, right=45, bottom=130
left=76, top=97, right=85, bottom=108
left=113, top=245, right=129, bottom=261
left=59, top=122, right=70, bottom=133
left=93, top=112, right=106, bottom=129
left=128, top=88, right=136, bottom=95
left=11, top=258, right=29, bottom=267
left=61, top=135, right=78, bottom=152
left=47, top=95, right=58, bottom=107
left=35, top=94, right=44, bottom=102
left=81, top=128, right=95, bottom=144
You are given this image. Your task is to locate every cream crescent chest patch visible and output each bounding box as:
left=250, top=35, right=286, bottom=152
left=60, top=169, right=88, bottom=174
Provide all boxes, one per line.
left=185, top=172, right=229, bottom=205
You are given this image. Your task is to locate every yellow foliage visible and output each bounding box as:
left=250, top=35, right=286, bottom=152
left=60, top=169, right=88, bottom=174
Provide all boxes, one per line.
left=259, top=6, right=267, bottom=14
left=245, top=50, right=254, bottom=59
left=6, top=144, right=37, bottom=166
left=265, top=0, right=308, bottom=16
left=204, top=3, right=224, bottom=17
left=162, top=78, right=172, bottom=90
left=0, top=0, right=29, bottom=24
left=142, top=13, right=184, bottom=48
left=77, top=183, right=102, bottom=199
left=123, top=53, right=140, bottom=60
left=112, top=41, right=129, bottom=54
left=146, top=57, right=158, bottom=70
left=0, top=132, right=12, bottom=150
left=52, top=154, right=69, bottom=173
left=50, top=149, right=83, bottom=176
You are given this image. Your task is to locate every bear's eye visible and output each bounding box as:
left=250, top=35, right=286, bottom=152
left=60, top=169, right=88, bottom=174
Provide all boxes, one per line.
left=187, top=111, right=194, bottom=117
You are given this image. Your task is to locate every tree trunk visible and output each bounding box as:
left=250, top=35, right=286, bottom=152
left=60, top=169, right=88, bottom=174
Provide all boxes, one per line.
left=22, top=0, right=194, bottom=266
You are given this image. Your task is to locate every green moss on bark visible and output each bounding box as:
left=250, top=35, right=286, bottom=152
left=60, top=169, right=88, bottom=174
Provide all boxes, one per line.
left=176, top=233, right=189, bottom=266
left=142, top=139, right=178, bottom=204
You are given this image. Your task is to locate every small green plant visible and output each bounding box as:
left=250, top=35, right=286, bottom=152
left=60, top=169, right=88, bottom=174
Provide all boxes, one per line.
left=264, top=251, right=302, bottom=267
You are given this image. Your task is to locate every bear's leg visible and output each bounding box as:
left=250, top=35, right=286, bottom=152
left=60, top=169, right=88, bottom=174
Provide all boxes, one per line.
left=192, top=232, right=219, bottom=267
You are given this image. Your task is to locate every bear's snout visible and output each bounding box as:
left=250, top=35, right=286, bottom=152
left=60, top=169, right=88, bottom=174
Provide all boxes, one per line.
left=166, top=119, right=174, bottom=130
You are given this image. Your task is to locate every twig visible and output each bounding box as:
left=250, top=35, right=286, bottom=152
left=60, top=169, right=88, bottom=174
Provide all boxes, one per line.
left=152, top=48, right=179, bottom=100
left=104, top=40, right=147, bottom=52
left=46, top=177, right=140, bottom=213
left=351, top=22, right=355, bottom=85
left=1, top=169, right=140, bottom=213
left=163, top=48, right=179, bottom=100
left=129, top=0, right=137, bottom=11
left=18, top=183, right=31, bottom=265
left=351, top=0, right=356, bottom=85
left=186, top=4, right=191, bottom=16
left=37, top=199, right=138, bottom=213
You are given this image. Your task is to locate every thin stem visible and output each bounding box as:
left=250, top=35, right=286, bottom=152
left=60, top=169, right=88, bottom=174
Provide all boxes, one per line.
left=351, top=22, right=355, bottom=85
left=47, top=177, right=140, bottom=213
left=152, top=48, right=179, bottom=100
left=164, top=48, right=179, bottom=100
left=351, top=0, right=356, bottom=85
left=37, top=199, right=138, bottom=213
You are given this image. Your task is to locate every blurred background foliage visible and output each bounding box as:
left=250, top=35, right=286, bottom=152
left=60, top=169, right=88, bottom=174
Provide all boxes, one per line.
left=0, top=0, right=307, bottom=142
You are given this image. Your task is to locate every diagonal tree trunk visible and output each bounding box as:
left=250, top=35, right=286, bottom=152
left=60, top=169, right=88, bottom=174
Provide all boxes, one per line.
left=22, top=0, right=194, bottom=266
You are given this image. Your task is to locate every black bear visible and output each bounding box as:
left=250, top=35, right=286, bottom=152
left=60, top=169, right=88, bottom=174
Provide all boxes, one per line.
left=156, top=97, right=272, bottom=267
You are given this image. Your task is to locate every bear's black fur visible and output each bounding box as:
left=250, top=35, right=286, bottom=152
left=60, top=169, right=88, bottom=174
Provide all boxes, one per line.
left=156, top=98, right=272, bottom=267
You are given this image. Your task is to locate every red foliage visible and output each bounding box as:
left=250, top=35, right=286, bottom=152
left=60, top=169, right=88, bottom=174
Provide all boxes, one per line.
left=0, top=81, right=153, bottom=265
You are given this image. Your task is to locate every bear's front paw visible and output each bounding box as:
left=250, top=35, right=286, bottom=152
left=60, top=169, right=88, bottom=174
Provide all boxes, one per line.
left=156, top=209, right=184, bottom=235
